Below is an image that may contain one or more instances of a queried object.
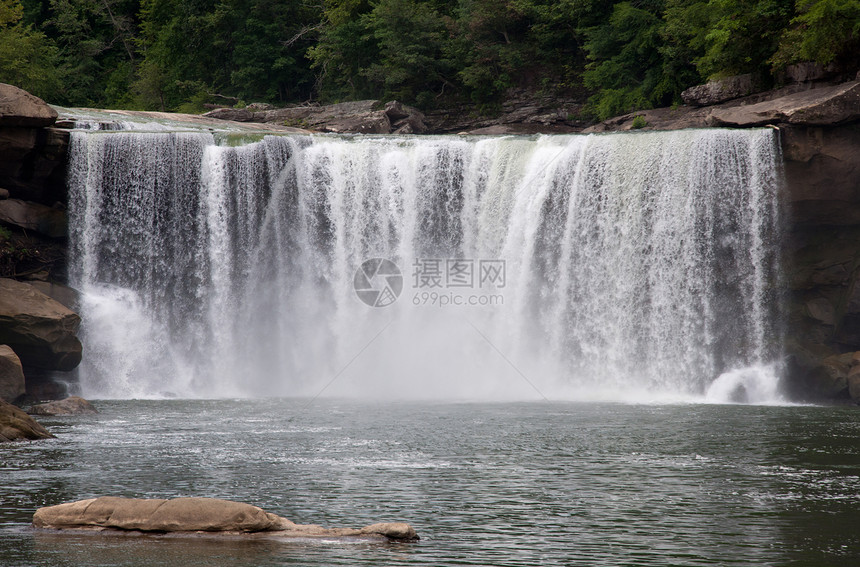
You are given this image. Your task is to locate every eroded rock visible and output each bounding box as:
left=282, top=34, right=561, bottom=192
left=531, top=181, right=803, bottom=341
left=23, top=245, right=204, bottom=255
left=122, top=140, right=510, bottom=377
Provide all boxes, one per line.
left=203, top=99, right=429, bottom=134
left=0, top=278, right=82, bottom=371
left=709, top=81, right=860, bottom=127
left=681, top=74, right=759, bottom=106
left=0, top=397, right=54, bottom=442
left=0, top=199, right=67, bottom=238
left=33, top=497, right=419, bottom=541
left=0, top=345, right=25, bottom=402
left=0, top=84, right=57, bottom=128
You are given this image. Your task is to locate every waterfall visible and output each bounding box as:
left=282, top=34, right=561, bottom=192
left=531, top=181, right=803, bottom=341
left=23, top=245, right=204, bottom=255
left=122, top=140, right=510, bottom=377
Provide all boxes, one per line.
left=66, top=127, right=784, bottom=401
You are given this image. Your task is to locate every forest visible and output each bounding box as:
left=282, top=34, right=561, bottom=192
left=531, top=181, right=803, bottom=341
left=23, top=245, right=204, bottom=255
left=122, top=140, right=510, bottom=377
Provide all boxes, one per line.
left=1, top=0, right=858, bottom=119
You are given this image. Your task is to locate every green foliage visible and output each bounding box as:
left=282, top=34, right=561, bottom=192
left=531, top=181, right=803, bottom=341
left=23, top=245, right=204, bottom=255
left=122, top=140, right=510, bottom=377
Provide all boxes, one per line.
left=692, top=0, right=793, bottom=78
left=773, top=0, right=860, bottom=67
left=631, top=114, right=647, bottom=128
left=360, top=0, right=453, bottom=105
left=2, top=0, right=859, bottom=118
left=582, top=1, right=672, bottom=119
left=0, top=0, right=61, bottom=99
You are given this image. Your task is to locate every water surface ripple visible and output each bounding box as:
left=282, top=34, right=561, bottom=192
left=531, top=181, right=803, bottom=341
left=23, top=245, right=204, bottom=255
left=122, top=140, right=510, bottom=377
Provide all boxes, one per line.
left=1, top=400, right=858, bottom=566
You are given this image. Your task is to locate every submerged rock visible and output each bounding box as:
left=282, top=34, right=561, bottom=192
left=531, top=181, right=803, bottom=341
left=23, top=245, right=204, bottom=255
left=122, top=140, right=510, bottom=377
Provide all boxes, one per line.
left=28, top=396, right=97, bottom=416
left=33, top=497, right=419, bottom=541
left=0, top=398, right=54, bottom=442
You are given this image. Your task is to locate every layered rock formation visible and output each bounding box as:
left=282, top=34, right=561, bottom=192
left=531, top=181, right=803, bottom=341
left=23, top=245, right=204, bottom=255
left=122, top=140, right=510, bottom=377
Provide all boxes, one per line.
left=204, top=99, right=430, bottom=134
left=0, top=345, right=25, bottom=401
left=0, top=278, right=81, bottom=371
left=33, top=497, right=419, bottom=541
left=0, top=86, right=83, bottom=399
left=0, top=84, right=68, bottom=205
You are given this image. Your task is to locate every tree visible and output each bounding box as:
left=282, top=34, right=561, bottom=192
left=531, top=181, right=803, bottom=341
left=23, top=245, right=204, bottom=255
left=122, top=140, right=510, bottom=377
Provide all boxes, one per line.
left=0, top=0, right=60, bottom=100
left=773, top=0, right=860, bottom=68
left=582, top=1, right=671, bottom=119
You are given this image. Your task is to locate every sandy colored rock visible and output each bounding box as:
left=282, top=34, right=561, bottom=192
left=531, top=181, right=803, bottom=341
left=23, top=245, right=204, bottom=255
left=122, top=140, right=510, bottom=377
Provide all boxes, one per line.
left=28, top=396, right=97, bottom=416
left=0, top=278, right=82, bottom=371
left=0, top=398, right=54, bottom=442
left=33, top=497, right=419, bottom=540
left=34, top=497, right=290, bottom=533
left=0, top=345, right=25, bottom=402
left=0, top=83, right=57, bottom=127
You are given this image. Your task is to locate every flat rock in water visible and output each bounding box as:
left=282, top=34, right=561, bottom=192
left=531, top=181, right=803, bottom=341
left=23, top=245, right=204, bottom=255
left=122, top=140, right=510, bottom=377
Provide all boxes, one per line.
left=28, top=396, right=97, bottom=416
left=33, top=497, right=419, bottom=541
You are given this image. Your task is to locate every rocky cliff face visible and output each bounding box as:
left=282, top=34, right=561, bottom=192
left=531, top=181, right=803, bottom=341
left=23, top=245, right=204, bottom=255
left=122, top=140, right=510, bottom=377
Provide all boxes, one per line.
left=0, top=84, right=78, bottom=403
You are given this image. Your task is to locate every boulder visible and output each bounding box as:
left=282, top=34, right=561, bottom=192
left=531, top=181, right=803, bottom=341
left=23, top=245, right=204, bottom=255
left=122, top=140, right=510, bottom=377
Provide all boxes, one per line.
left=0, top=278, right=82, bottom=371
left=709, top=80, right=860, bottom=127
left=784, top=62, right=840, bottom=84
left=26, top=281, right=81, bottom=311
left=681, top=74, right=758, bottom=107
left=28, top=396, right=97, bottom=416
left=33, top=497, right=419, bottom=541
left=0, top=84, right=57, bottom=128
left=0, top=199, right=67, bottom=238
left=0, top=345, right=25, bottom=402
left=0, top=397, right=54, bottom=442
left=385, top=101, right=428, bottom=134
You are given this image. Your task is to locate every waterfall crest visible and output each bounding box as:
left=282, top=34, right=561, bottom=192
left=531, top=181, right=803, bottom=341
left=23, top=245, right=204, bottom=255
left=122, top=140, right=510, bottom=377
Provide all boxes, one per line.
left=66, top=128, right=784, bottom=401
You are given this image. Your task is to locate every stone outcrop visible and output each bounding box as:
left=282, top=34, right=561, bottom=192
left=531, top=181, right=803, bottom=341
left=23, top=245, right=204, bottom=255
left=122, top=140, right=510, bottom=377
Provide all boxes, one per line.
left=26, top=281, right=81, bottom=311
left=0, top=84, right=68, bottom=206
left=0, top=344, right=25, bottom=402
left=0, top=198, right=67, bottom=238
left=709, top=81, right=860, bottom=127
left=681, top=74, right=759, bottom=106
left=28, top=396, right=97, bottom=416
left=0, top=278, right=82, bottom=371
left=0, top=397, right=54, bottom=441
left=585, top=81, right=860, bottom=132
left=204, top=100, right=429, bottom=134
left=0, top=84, right=57, bottom=128
left=33, top=497, right=419, bottom=541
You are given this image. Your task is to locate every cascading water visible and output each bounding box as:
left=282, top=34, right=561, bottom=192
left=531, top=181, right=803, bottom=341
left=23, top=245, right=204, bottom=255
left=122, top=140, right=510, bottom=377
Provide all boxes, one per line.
left=65, top=125, right=784, bottom=401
